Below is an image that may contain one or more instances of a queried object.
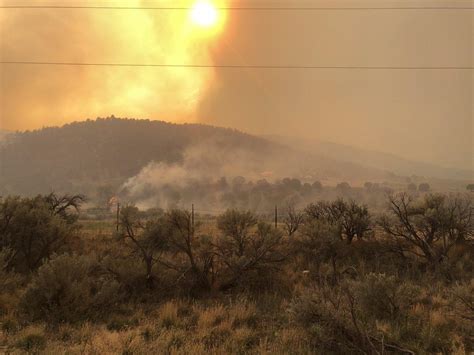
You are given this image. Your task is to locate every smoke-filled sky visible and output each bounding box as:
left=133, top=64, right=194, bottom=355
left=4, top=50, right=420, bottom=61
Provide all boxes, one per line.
left=0, top=0, right=472, bottom=170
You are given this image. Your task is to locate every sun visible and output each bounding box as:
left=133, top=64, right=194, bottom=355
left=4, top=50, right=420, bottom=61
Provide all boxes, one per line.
left=190, top=1, right=218, bottom=28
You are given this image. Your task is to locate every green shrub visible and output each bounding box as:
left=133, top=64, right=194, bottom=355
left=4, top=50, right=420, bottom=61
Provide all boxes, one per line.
left=0, top=248, right=22, bottom=316
left=288, top=286, right=359, bottom=353
left=21, top=253, right=121, bottom=323
left=106, top=315, right=139, bottom=331
left=450, top=280, right=474, bottom=349
left=0, top=248, right=20, bottom=292
left=351, top=273, right=422, bottom=320
left=0, top=194, right=83, bottom=272
left=1, top=317, right=19, bottom=334
left=15, top=333, right=46, bottom=352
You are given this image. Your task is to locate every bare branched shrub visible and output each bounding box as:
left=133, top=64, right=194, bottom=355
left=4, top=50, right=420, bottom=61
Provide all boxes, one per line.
left=450, top=280, right=474, bottom=323
left=216, top=210, right=286, bottom=291
left=283, top=203, right=304, bottom=237
left=116, top=205, right=167, bottom=289
left=163, top=209, right=214, bottom=293
left=216, top=210, right=257, bottom=256
left=44, top=193, right=86, bottom=224
left=379, top=193, right=473, bottom=264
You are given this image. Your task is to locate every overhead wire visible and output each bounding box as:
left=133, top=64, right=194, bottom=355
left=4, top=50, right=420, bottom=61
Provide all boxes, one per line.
left=1, top=5, right=472, bottom=10
left=1, top=62, right=471, bottom=70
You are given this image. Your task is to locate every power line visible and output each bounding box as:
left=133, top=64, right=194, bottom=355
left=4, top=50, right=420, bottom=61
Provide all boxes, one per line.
left=1, top=61, right=472, bottom=70
left=0, top=5, right=472, bottom=10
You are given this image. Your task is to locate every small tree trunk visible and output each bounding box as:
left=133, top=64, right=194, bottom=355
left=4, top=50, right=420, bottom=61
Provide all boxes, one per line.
left=346, top=234, right=354, bottom=244
left=145, top=259, right=154, bottom=290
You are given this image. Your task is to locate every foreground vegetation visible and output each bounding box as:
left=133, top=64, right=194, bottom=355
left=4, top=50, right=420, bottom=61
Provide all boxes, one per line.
left=0, top=191, right=473, bottom=354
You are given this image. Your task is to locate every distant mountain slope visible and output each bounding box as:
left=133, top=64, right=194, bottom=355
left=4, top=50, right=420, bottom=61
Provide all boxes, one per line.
left=265, top=135, right=473, bottom=181
left=0, top=118, right=393, bottom=196
left=0, top=130, right=11, bottom=143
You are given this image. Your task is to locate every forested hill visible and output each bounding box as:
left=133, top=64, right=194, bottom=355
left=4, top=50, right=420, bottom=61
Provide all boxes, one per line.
left=0, top=118, right=280, bottom=195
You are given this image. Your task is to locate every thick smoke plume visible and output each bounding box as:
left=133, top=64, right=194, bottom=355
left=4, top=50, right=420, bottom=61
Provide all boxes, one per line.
left=1, top=0, right=225, bottom=130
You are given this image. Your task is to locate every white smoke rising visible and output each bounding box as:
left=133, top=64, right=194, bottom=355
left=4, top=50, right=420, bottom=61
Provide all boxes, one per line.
left=119, top=140, right=277, bottom=210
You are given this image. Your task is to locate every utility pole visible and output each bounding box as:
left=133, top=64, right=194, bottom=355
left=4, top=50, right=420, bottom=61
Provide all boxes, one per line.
left=116, top=202, right=120, bottom=232
left=274, top=205, right=278, bottom=229
left=191, top=204, right=195, bottom=237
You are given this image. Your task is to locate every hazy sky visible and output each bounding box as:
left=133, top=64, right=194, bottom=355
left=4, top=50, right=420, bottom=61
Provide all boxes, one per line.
left=0, top=0, right=472, bottom=169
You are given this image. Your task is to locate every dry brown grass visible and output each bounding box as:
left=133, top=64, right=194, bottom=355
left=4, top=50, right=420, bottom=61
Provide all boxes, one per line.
left=1, top=296, right=312, bottom=354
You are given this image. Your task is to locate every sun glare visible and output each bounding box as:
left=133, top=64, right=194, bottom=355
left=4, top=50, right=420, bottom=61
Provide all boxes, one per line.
left=190, top=1, right=218, bottom=28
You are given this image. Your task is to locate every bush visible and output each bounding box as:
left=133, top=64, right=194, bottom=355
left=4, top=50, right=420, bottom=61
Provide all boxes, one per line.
left=15, top=333, right=47, bottom=352
left=289, top=277, right=466, bottom=354
left=106, top=315, right=139, bottom=331
left=1, top=316, right=19, bottom=334
left=21, top=253, right=121, bottom=323
left=451, top=280, right=474, bottom=328
left=351, top=273, right=422, bottom=320
left=288, top=285, right=360, bottom=353
left=0, top=194, right=83, bottom=272
left=0, top=248, right=19, bottom=290
left=295, top=220, right=348, bottom=281
left=379, top=193, right=473, bottom=265
left=305, top=199, right=371, bottom=244
left=0, top=248, right=22, bottom=316
left=216, top=214, right=286, bottom=291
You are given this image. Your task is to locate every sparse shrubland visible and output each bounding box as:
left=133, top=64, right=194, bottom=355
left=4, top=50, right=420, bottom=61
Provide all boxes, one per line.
left=0, top=191, right=473, bottom=353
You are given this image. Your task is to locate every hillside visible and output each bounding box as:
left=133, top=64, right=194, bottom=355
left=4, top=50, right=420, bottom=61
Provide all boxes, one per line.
left=265, top=135, right=473, bottom=181
left=0, top=117, right=393, bottom=196
left=0, top=130, right=11, bottom=144
left=0, top=118, right=271, bottom=194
